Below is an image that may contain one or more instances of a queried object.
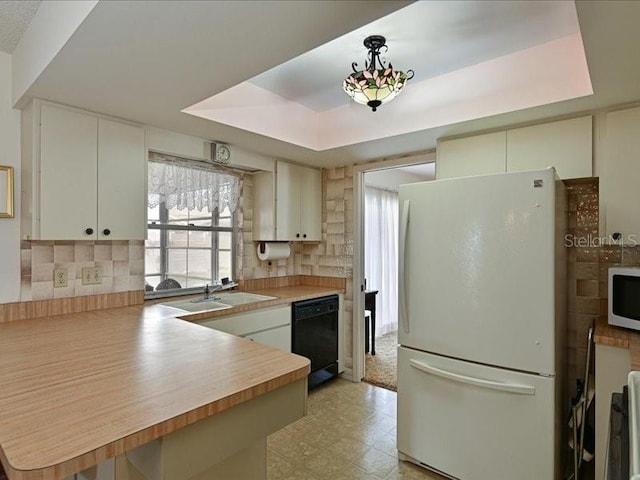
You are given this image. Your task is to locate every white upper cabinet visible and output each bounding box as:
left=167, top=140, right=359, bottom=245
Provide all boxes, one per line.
left=436, top=131, right=506, bottom=180
left=97, top=119, right=146, bottom=240
left=252, top=161, right=322, bottom=241
left=39, top=104, right=98, bottom=240
left=437, top=116, right=593, bottom=181
left=601, top=107, right=640, bottom=242
left=506, top=116, right=592, bottom=179
left=22, top=100, right=146, bottom=241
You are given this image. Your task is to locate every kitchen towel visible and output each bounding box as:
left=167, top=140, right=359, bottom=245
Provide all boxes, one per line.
left=257, top=242, right=291, bottom=261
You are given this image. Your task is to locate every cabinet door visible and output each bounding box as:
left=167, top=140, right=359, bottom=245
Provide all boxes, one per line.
left=300, top=167, right=322, bottom=241
left=506, top=116, right=592, bottom=179
left=40, top=104, right=98, bottom=240
left=436, top=131, right=506, bottom=179
left=98, top=119, right=146, bottom=240
left=199, top=306, right=291, bottom=337
left=602, top=107, right=640, bottom=242
left=252, top=171, right=276, bottom=241
left=244, top=325, right=291, bottom=352
left=275, top=161, right=301, bottom=240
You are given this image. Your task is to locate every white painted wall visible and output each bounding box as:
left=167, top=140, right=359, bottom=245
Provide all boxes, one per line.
left=0, top=53, right=22, bottom=303
left=12, top=0, right=98, bottom=108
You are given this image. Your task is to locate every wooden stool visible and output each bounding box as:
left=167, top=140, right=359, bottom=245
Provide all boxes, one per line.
left=364, top=309, right=375, bottom=355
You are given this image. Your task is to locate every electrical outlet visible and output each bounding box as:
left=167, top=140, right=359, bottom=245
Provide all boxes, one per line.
left=53, top=268, right=67, bottom=288
left=82, top=267, right=103, bottom=285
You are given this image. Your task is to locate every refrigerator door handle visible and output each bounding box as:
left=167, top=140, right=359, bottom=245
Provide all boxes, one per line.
left=399, top=200, right=410, bottom=333
left=409, top=359, right=536, bottom=395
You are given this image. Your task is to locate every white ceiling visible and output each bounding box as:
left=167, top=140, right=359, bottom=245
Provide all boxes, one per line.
left=249, top=1, right=580, bottom=112
left=12, top=1, right=640, bottom=168
left=0, top=0, right=40, bottom=53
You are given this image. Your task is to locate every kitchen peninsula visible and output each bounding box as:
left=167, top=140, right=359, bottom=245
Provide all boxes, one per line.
left=0, top=299, right=311, bottom=480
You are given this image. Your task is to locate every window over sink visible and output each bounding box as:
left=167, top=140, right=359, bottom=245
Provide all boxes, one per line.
left=144, top=153, right=241, bottom=296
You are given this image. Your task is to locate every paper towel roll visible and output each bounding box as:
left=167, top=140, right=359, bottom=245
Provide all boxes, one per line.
left=257, top=242, right=291, bottom=261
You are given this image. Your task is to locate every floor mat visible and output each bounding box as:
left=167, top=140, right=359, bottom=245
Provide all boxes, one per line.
left=363, top=330, right=397, bottom=392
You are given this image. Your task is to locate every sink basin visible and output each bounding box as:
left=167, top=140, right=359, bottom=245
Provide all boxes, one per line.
left=160, top=292, right=277, bottom=313
left=213, top=292, right=277, bottom=306
left=161, top=299, right=232, bottom=313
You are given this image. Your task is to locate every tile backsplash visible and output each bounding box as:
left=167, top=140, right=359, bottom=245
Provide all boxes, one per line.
left=21, top=240, right=145, bottom=301
left=566, top=179, right=640, bottom=395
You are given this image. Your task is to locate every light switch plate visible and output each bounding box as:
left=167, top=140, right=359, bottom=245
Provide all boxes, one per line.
left=53, top=268, right=67, bottom=288
left=82, top=267, right=103, bottom=285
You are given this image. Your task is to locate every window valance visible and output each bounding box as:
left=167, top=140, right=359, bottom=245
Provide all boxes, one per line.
left=148, top=153, right=240, bottom=213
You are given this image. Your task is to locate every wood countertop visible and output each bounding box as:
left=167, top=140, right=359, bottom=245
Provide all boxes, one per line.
left=594, top=318, right=640, bottom=370
left=0, top=284, right=336, bottom=480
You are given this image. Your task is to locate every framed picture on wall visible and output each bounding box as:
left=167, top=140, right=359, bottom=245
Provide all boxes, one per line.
left=0, top=165, right=14, bottom=218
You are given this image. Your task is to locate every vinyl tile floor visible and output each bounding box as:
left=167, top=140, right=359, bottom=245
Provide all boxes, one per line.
left=267, top=378, right=445, bottom=480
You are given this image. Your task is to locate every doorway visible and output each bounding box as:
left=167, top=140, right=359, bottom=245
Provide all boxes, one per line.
left=355, top=157, right=435, bottom=390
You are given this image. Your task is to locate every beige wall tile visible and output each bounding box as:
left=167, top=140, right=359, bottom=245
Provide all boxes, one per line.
left=32, top=281, right=54, bottom=301
left=20, top=240, right=144, bottom=301
left=112, top=244, right=129, bottom=262
left=74, top=244, right=94, bottom=262
left=96, top=261, right=113, bottom=277
left=53, top=245, right=74, bottom=263
left=32, top=262, right=54, bottom=283
left=112, top=276, right=130, bottom=292
left=113, top=261, right=130, bottom=277
left=94, top=244, right=112, bottom=261
left=32, top=244, right=54, bottom=265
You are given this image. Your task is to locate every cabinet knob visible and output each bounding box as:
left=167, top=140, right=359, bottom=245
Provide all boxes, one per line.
left=84, top=228, right=94, bottom=235
left=103, top=229, right=111, bottom=236
left=303, top=234, right=307, bottom=239
left=612, top=232, right=622, bottom=241
left=296, top=233, right=300, bottom=238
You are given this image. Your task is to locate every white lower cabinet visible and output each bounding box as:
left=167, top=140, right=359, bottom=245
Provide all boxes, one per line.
left=245, top=325, right=291, bottom=351
left=199, top=305, right=291, bottom=352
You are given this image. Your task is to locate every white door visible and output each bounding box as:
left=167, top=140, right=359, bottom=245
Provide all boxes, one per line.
left=398, top=169, right=558, bottom=375
left=40, top=104, right=98, bottom=240
left=97, top=119, right=146, bottom=240
left=397, top=347, right=558, bottom=480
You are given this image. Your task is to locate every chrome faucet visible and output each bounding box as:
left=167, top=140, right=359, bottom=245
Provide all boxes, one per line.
left=203, top=283, right=223, bottom=300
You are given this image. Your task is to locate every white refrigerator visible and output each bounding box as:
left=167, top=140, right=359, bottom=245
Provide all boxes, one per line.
left=397, top=168, right=566, bottom=480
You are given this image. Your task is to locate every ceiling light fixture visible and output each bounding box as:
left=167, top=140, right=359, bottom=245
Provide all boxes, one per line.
left=343, top=35, right=414, bottom=112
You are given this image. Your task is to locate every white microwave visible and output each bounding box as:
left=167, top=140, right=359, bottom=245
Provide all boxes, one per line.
left=609, top=267, right=640, bottom=331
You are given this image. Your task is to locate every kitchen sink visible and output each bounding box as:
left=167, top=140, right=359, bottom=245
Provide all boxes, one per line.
left=160, top=299, right=232, bottom=313
left=160, top=292, right=277, bottom=313
left=212, top=292, right=277, bottom=306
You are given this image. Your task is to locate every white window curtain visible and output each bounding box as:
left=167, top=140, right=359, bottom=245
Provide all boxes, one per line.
left=148, top=153, right=240, bottom=213
left=364, top=186, right=399, bottom=336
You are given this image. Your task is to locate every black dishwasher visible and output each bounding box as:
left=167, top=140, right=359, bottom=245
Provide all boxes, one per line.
left=292, top=295, right=339, bottom=389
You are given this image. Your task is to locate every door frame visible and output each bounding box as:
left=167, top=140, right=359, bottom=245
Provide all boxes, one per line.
left=351, top=152, right=436, bottom=382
